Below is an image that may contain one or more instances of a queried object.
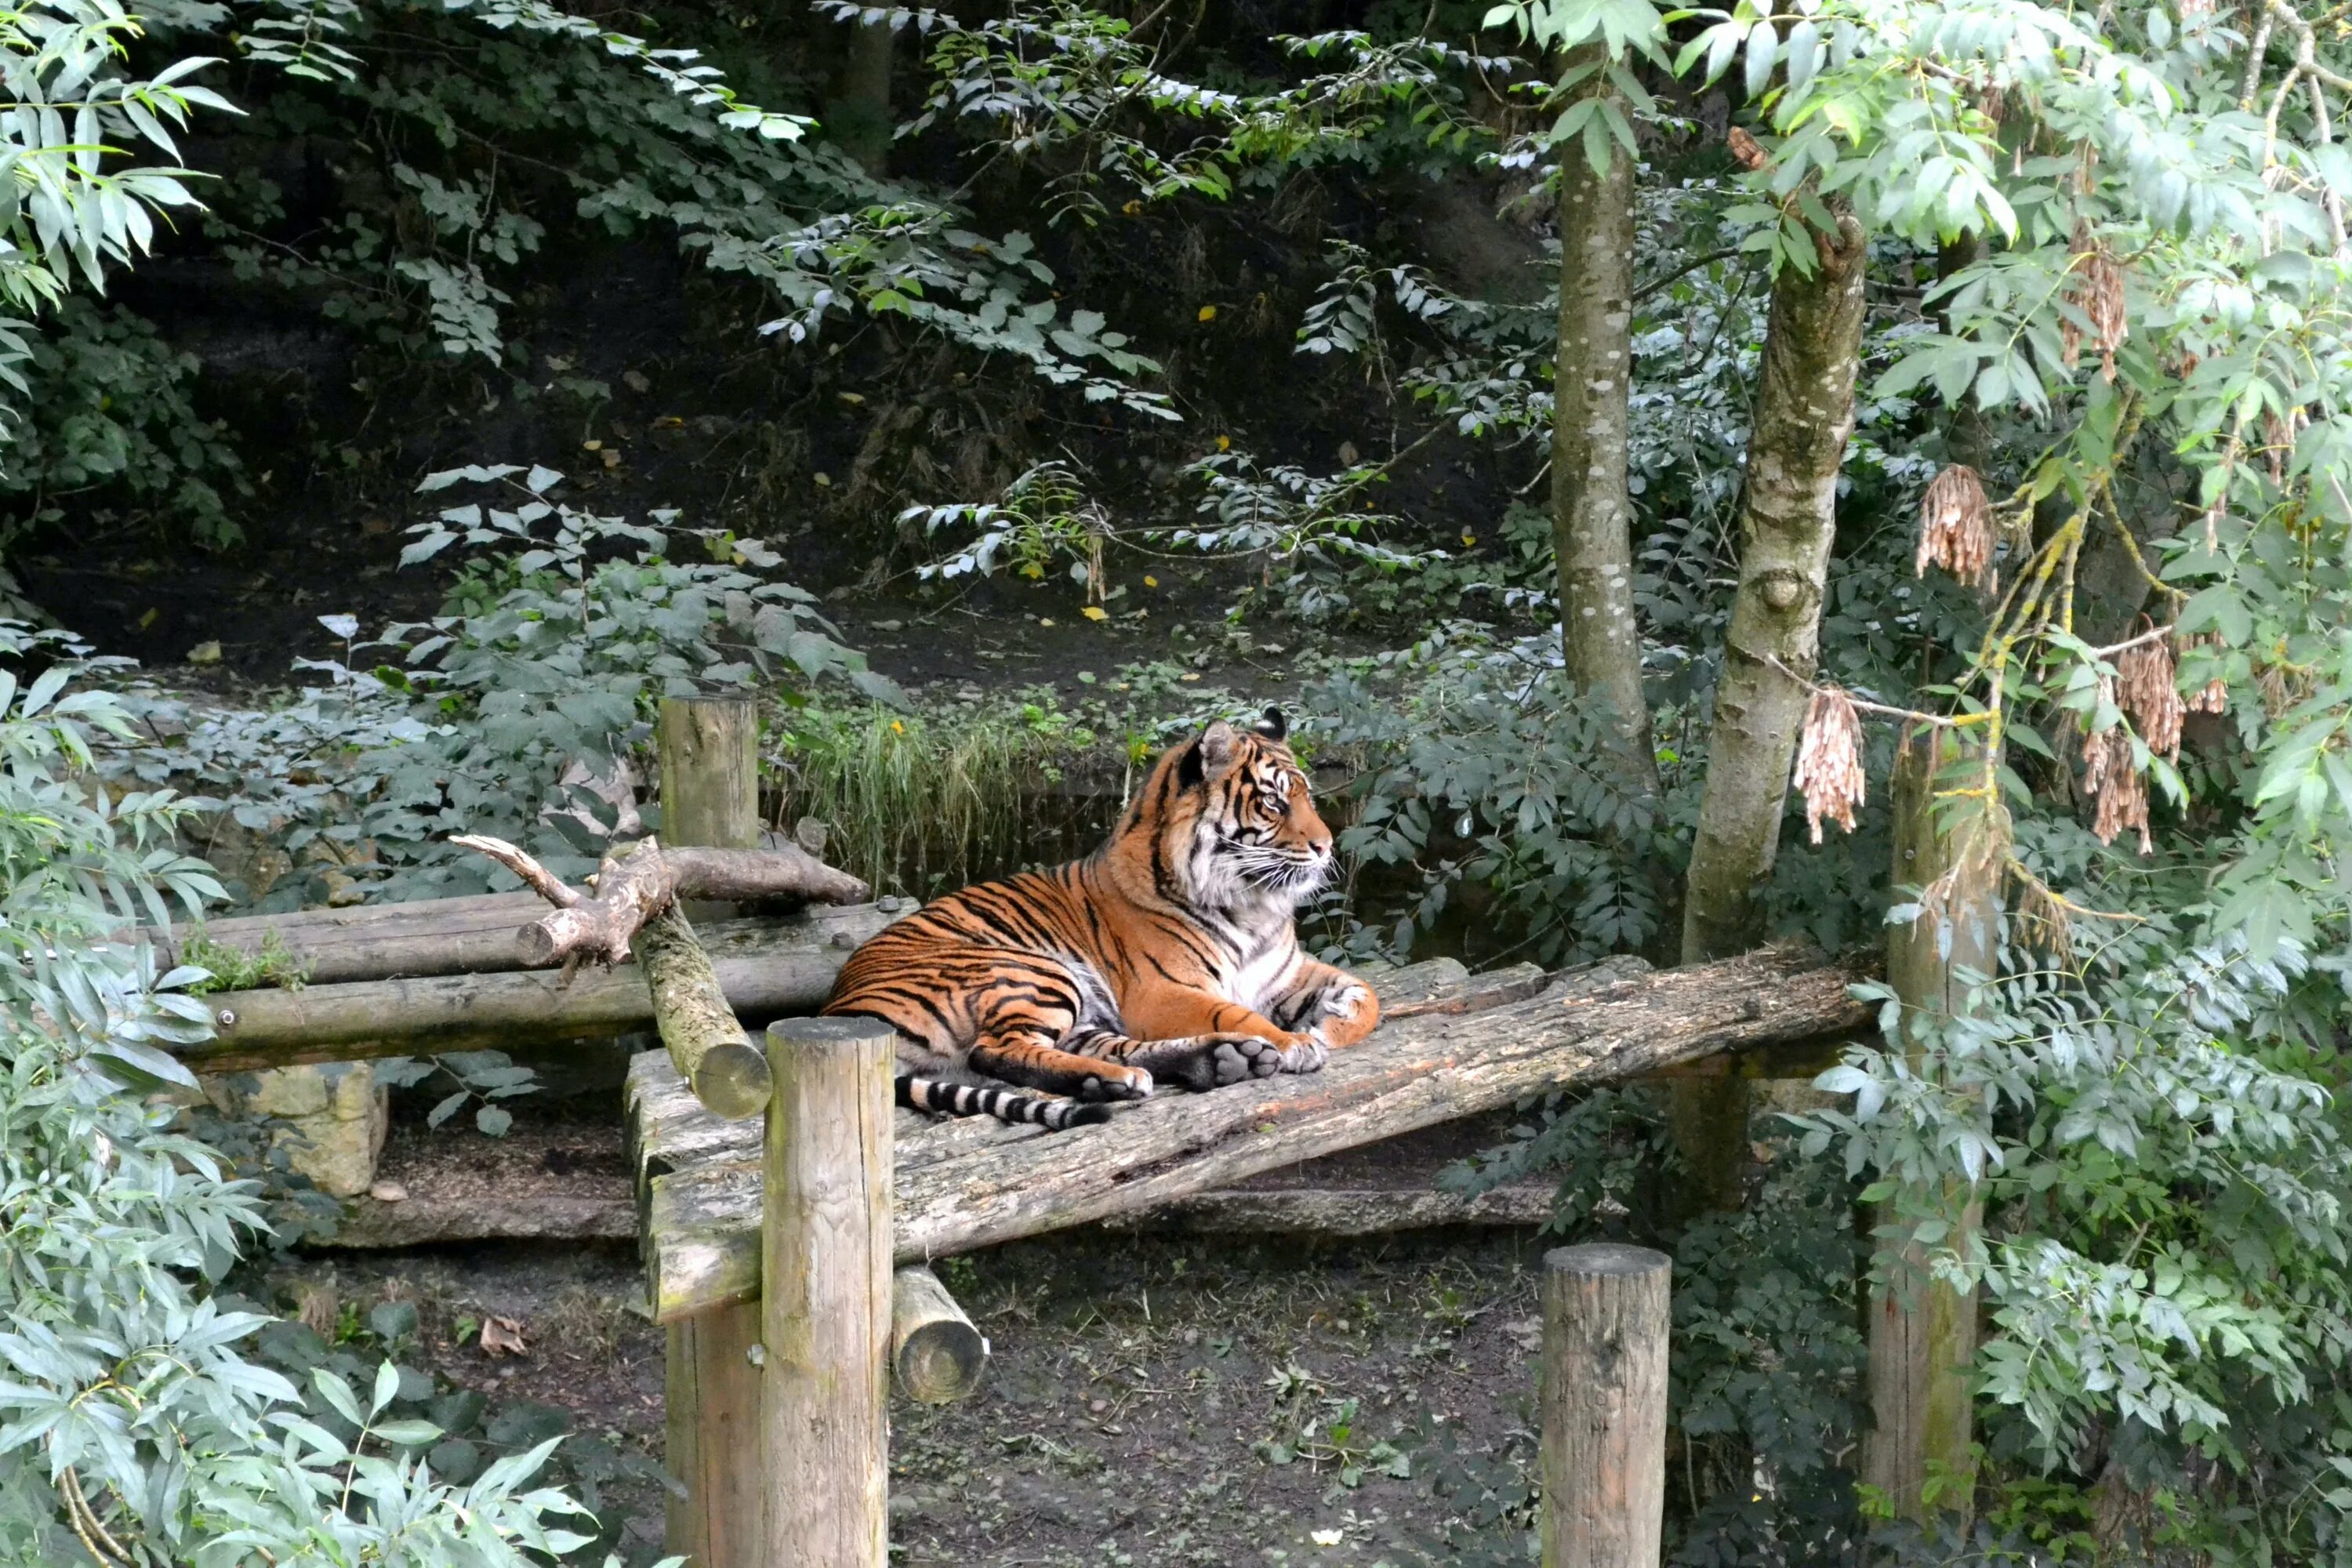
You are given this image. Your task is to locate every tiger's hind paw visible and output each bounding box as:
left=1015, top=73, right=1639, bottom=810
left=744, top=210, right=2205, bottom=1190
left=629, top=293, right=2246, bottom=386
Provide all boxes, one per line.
left=1128, top=1033, right=1284, bottom=1091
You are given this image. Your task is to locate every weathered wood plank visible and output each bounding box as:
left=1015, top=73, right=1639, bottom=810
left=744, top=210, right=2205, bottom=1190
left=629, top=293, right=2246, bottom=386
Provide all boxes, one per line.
left=1541, top=1243, right=1671, bottom=1568
left=641, top=946, right=1867, bottom=1319
left=1099, top=1184, right=1555, bottom=1235
left=620, top=955, right=1538, bottom=1197
left=760, top=1018, right=893, bottom=1568
left=179, top=902, right=891, bottom=1073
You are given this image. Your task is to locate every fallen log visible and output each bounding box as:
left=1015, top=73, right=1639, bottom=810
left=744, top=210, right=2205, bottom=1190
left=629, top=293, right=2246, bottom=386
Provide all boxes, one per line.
left=452, top=833, right=868, bottom=969
left=180, top=902, right=895, bottom=1073
left=636, top=946, right=1869, bottom=1320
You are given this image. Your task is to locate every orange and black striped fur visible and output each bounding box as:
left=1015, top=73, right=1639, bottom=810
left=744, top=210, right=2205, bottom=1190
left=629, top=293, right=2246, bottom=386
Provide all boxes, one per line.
left=822, top=708, right=1380, bottom=1130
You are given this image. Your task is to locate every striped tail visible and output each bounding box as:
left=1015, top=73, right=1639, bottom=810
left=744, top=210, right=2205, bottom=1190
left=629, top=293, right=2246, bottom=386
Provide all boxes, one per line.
left=896, top=1073, right=1112, bottom=1131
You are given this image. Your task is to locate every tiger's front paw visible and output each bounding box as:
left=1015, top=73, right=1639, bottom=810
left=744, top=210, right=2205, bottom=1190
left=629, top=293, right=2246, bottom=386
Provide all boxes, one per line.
left=1076, top=1064, right=1155, bottom=1102
left=1278, top=1033, right=1329, bottom=1074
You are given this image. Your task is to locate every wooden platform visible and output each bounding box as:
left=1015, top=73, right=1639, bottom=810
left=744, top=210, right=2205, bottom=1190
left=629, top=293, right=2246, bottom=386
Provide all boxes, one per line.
left=626, top=946, right=1871, bottom=1321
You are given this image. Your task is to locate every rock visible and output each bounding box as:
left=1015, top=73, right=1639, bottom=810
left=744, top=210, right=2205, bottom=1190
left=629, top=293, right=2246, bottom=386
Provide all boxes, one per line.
left=368, top=1179, right=409, bottom=1203
left=205, top=1061, right=389, bottom=1198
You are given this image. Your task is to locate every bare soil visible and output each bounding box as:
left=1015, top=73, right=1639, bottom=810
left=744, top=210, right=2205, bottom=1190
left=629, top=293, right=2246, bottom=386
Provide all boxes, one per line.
left=311, top=1223, right=1547, bottom=1568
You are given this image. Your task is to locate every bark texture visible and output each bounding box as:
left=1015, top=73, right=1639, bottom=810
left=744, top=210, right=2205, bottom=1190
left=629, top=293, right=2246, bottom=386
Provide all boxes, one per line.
left=635, top=947, right=1869, bottom=1320
left=1681, top=212, right=1871, bottom=960
left=1540, top=1243, right=1671, bottom=1568
left=1864, top=731, right=1994, bottom=1524
left=638, top=903, right=771, bottom=1120
left=1550, top=49, right=1656, bottom=787
left=759, top=1017, right=894, bottom=1568
left=1672, top=212, right=1870, bottom=1215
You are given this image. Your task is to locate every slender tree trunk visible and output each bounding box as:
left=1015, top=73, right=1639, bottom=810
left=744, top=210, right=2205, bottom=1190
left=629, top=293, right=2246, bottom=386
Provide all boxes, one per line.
left=1671, top=212, right=1869, bottom=1214
left=1551, top=46, right=1656, bottom=794
left=829, top=18, right=894, bottom=176
left=1864, top=730, right=1993, bottom=1527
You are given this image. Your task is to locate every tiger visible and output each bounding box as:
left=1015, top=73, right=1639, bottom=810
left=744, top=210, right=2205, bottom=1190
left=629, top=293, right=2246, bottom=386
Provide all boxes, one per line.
left=821, top=706, right=1380, bottom=1130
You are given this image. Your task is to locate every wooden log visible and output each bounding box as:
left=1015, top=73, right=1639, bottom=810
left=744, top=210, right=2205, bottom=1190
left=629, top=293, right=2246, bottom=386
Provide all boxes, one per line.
left=659, top=695, right=769, bottom=1568
left=666, top=1302, right=766, bottom=1568
left=641, top=946, right=1868, bottom=1320
left=620, top=956, right=1553, bottom=1194
left=761, top=1017, right=894, bottom=1568
left=456, top=833, right=871, bottom=971
left=332, top=1190, right=635, bottom=1247
left=1864, top=731, right=1993, bottom=1523
left=181, top=903, right=891, bottom=1073
left=660, top=695, right=758, bottom=851
left=640, top=906, right=769, bottom=1120
left=315, top=1181, right=1553, bottom=1251
left=1100, top=1184, right=1555, bottom=1236
left=137, top=891, right=564, bottom=985
left=891, top=1265, right=989, bottom=1403
left=1541, top=1243, right=1670, bottom=1568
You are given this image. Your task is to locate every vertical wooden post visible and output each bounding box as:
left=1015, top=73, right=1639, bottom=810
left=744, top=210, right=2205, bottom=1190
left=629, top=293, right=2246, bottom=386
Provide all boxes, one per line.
left=762, top=1016, right=895, bottom=1568
left=1541, top=1243, right=1671, bottom=1568
left=1863, top=730, right=1992, bottom=1524
left=659, top=695, right=759, bottom=894
left=659, top=695, right=765, bottom=1568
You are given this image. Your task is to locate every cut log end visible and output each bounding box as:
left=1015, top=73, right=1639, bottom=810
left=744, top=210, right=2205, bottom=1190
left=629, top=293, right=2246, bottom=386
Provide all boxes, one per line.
left=691, top=1040, right=774, bottom=1122
left=891, top=1266, right=988, bottom=1404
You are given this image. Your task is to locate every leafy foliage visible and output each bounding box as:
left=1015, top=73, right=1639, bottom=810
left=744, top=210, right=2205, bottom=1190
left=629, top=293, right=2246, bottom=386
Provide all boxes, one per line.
left=107, top=464, right=893, bottom=906
left=0, top=622, right=655, bottom=1566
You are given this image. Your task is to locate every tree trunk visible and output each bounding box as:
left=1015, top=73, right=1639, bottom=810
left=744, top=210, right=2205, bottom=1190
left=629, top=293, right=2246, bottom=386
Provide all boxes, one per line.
left=1864, top=731, right=1994, bottom=1526
left=1550, top=45, right=1656, bottom=793
left=828, top=17, right=895, bottom=176
left=1671, top=212, right=1870, bottom=1214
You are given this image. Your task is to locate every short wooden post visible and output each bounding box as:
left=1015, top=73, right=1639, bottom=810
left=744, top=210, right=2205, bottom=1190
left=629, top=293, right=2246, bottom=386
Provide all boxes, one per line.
left=762, top=1016, right=895, bottom=1568
left=1541, top=1243, right=1670, bottom=1568
left=891, top=1265, right=989, bottom=1403
left=1864, top=731, right=1991, bottom=1524
left=659, top=695, right=767, bottom=1568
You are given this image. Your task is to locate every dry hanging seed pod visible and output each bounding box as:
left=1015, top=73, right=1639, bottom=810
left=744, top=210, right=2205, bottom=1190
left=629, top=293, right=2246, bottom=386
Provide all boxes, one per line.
left=2177, top=630, right=2227, bottom=714
left=2116, top=624, right=2185, bottom=762
left=2061, top=220, right=2129, bottom=382
left=1916, top=464, right=1994, bottom=584
left=2085, top=730, right=2151, bottom=854
left=1792, top=685, right=1867, bottom=844
left=1727, top=126, right=1772, bottom=172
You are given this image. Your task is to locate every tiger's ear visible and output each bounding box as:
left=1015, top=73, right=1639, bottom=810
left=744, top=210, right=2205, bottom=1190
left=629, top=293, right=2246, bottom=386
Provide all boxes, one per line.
left=1181, top=720, right=1240, bottom=787
left=1252, top=706, right=1288, bottom=742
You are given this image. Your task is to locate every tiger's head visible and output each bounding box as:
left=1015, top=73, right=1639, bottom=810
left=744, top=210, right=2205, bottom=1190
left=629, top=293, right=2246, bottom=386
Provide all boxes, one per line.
left=1113, top=706, right=1334, bottom=911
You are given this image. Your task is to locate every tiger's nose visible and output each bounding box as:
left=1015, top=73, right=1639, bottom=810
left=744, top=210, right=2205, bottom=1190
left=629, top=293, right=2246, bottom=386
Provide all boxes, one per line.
left=1309, top=833, right=1333, bottom=857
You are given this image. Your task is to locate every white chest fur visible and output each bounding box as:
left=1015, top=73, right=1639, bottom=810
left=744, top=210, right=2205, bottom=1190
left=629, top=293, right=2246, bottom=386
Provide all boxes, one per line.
left=1227, top=931, right=1303, bottom=1014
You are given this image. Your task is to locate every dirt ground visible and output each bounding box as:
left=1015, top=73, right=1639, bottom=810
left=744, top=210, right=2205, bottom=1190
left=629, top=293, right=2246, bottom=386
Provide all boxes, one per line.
left=307, top=1221, right=1551, bottom=1568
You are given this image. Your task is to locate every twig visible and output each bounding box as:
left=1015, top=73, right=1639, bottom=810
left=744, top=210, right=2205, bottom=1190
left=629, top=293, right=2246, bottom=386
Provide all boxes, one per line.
left=448, top=833, right=583, bottom=907
left=1632, top=247, right=1744, bottom=303
left=1761, top=655, right=1980, bottom=729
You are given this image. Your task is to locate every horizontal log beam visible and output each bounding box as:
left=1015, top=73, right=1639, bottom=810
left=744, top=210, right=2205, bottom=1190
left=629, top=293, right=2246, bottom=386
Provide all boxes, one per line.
left=126, top=844, right=887, bottom=988
left=621, top=958, right=1563, bottom=1197
left=641, top=946, right=1869, bottom=1320
left=180, top=903, right=895, bottom=1073
left=1099, top=1184, right=1555, bottom=1235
